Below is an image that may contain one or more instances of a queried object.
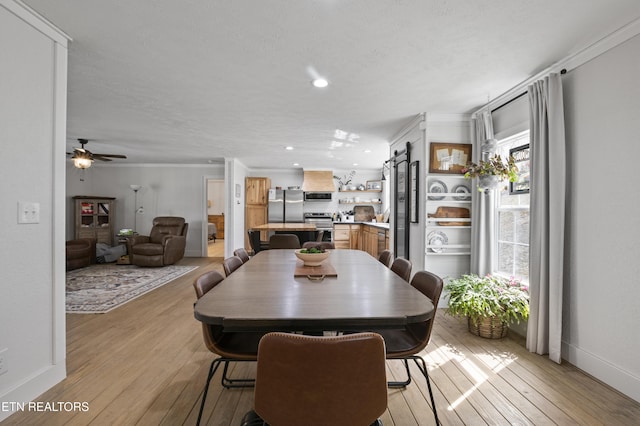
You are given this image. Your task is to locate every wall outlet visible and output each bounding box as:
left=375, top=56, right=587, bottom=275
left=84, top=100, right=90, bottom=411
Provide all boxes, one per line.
left=0, top=348, right=7, bottom=375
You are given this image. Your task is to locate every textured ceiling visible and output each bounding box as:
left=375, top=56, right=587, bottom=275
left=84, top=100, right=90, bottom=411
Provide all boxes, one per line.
left=22, top=0, right=640, bottom=170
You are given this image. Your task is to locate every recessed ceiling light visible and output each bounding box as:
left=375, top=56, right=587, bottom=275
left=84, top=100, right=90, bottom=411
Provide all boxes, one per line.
left=293, top=163, right=299, bottom=166
left=364, top=149, right=371, bottom=153
left=353, top=163, right=359, bottom=166
left=285, top=146, right=294, bottom=150
left=312, top=78, right=329, bottom=88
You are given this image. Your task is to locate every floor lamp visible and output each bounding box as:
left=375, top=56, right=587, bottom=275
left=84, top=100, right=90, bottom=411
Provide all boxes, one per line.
left=130, top=185, right=142, bottom=233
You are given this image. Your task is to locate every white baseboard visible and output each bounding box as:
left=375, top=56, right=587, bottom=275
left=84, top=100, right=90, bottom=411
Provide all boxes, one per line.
left=0, top=362, right=66, bottom=422
left=562, top=341, right=639, bottom=403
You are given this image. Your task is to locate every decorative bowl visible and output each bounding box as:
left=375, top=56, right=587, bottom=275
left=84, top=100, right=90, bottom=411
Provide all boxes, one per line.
left=294, top=249, right=330, bottom=266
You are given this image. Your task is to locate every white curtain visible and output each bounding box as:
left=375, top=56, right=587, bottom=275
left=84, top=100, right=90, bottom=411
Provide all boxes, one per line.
left=526, top=73, right=566, bottom=363
left=470, top=111, right=495, bottom=276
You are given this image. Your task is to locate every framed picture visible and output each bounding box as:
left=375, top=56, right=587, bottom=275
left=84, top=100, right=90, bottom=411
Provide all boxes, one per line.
left=509, top=144, right=530, bottom=194
left=366, top=180, right=382, bottom=190
left=410, top=161, right=419, bottom=223
left=428, top=142, right=472, bottom=174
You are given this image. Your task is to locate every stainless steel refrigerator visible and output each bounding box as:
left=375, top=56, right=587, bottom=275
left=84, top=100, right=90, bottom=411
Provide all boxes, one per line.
left=268, top=189, right=304, bottom=223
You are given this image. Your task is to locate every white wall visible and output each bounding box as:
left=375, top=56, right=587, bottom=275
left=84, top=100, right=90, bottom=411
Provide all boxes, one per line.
left=66, top=163, right=224, bottom=257
left=562, top=33, right=640, bottom=402
left=0, top=1, right=69, bottom=420
left=206, top=180, right=224, bottom=216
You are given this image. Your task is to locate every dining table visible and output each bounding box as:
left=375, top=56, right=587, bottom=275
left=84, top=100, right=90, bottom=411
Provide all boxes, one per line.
left=194, top=249, right=434, bottom=333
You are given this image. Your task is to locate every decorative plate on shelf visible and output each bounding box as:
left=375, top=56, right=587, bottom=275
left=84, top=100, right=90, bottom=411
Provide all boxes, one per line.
left=427, top=230, right=448, bottom=253
left=452, top=184, right=471, bottom=201
left=428, top=180, right=448, bottom=200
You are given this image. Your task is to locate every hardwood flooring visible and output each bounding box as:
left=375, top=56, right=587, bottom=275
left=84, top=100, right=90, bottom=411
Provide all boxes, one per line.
left=3, top=256, right=639, bottom=425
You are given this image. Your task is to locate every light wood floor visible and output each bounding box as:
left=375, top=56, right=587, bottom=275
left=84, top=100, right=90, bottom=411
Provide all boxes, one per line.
left=3, top=257, right=639, bottom=425
left=207, top=238, right=224, bottom=258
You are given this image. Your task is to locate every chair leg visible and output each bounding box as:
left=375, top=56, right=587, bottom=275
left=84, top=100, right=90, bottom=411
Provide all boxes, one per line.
left=387, top=359, right=412, bottom=388
left=220, top=360, right=256, bottom=388
left=411, top=356, right=440, bottom=426
left=197, top=358, right=224, bottom=426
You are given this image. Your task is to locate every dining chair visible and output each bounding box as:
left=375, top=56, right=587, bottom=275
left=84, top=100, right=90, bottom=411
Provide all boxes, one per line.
left=302, top=241, right=335, bottom=250
left=233, top=248, right=251, bottom=263
left=268, top=233, right=301, bottom=249
left=378, top=249, right=393, bottom=268
left=192, top=271, right=265, bottom=426
left=390, top=257, right=412, bottom=282
left=247, top=230, right=269, bottom=254
left=241, top=332, right=388, bottom=426
left=222, top=255, right=243, bottom=277
left=375, top=270, right=443, bottom=425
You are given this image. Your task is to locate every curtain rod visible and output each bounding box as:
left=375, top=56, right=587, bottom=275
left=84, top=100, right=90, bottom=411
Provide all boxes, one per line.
left=489, top=69, right=567, bottom=114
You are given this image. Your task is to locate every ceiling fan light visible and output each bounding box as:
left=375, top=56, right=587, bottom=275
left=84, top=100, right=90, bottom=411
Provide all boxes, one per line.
left=73, top=157, right=93, bottom=169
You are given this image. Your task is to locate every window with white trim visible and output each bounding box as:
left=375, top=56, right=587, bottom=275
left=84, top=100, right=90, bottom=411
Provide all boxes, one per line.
left=495, top=130, right=530, bottom=282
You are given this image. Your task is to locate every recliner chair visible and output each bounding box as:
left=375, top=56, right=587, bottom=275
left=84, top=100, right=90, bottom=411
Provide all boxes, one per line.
left=128, top=216, right=188, bottom=267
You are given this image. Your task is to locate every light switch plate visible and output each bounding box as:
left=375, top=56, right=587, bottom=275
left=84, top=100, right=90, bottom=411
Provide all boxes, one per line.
left=18, top=201, right=40, bottom=224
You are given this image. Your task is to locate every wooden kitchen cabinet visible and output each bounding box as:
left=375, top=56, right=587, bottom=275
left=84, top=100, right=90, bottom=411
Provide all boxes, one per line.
left=360, top=224, right=390, bottom=259
left=333, top=224, right=361, bottom=250
left=245, top=177, right=271, bottom=248
left=73, top=196, right=116, bottom=245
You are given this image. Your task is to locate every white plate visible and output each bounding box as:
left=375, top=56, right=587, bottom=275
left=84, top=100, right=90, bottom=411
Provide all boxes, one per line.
left=428, top=180, right=448, bottom=200
left=452, top=184, right=471, bottom=201
left=427, top=230, right=448, bottom=253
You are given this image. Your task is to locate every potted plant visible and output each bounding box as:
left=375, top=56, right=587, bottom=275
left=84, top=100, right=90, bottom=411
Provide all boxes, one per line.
left=462, top=154, right=519, bottom=191
left=444, top=274, right=529, bottom=339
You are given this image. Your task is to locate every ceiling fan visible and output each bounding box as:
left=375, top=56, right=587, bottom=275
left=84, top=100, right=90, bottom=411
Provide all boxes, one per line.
left=68, top=138, right=127, bottom=169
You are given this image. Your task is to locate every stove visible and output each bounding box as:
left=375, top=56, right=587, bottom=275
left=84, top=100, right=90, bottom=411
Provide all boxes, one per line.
left=304, top=213, right=333, bottom=241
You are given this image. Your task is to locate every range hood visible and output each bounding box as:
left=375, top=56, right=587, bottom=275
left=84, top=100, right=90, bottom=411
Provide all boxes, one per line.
left=302, top=170, right=336, bottom=192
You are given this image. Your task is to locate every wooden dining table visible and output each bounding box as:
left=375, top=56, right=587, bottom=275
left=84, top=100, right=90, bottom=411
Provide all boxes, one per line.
left=194, top=249, right=434, bottom=333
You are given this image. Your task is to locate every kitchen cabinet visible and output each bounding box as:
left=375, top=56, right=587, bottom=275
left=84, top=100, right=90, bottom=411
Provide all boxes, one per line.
left=361, top=224, right=389, bottom=259
left=73, top=196, right=116, bottom=245
left=333, top=224, right=361, bottom=250
left=245, top=177, right=271, bottom=248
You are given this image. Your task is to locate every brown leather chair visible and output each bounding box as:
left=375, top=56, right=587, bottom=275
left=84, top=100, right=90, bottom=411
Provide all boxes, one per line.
left=269, top=233, right=301, bottom=249
left=233, top=248, right=250, bottom=264
left=128, top=216, right=188, bottom=267
left=222, top=255, right=243, bottom=276
left=242, top=332, right=387, bottom=426
left=302, top=241, right=335, bottom=250
left=390, top=257, right=412, bottom=282
left=247, top=230, right=269, bottom=254
left=375, top=270, right=444, bottom=424
left=65, top=238, right=96, bottom=271
left=193, top=270, right=265, bottom=425
left=378, top=249, right=393, bottom=268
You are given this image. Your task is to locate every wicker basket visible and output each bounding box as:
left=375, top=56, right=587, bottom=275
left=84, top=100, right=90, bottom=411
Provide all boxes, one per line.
left=468, top=316, right=508, bottom=339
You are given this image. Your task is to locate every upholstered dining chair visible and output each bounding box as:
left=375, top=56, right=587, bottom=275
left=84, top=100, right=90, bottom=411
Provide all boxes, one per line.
left=247, top=230, right=269, bottom=254
left=378, top=249, right=393, bottom=268
left=268, top=233, right=301, bottom=249
left=302, top=241, right=335, bottom=250
left=241, top=332, right=388, bottom=426
left=193, top=270, right=265, bottom=426
left=222, top=255, right=243, bottom=277
left=390, top=257, right=412, bottom=282
left=374, top=270, right=444, bottom=425
left=233, top=248, right=251, bottom=263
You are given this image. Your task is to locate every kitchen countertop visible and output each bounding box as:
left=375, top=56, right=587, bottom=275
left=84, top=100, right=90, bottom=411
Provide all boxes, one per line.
left=333, top=221, right=389, bottom=230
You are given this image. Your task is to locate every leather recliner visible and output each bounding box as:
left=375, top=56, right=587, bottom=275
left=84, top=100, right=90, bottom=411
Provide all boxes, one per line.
left=66, top=238, right=96, bottom=271
left=128, top=216, right=188, bottom=267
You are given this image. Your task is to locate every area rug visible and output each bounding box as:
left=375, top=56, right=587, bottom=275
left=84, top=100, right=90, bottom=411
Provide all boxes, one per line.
left=66, top=264, right=198, bottom=314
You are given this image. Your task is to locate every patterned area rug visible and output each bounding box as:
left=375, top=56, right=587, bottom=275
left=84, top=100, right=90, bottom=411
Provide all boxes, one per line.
left=66, top=264, right=198, bottom=314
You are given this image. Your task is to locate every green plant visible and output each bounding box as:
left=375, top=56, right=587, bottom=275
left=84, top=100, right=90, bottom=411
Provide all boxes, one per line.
left=444, top=274, right=529, bottom=325
left=462, top=154, right=519, bottom=183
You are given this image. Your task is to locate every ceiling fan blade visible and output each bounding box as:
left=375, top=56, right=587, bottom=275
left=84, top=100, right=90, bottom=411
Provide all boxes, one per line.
left=93, top=153, right=127, bottom=159
left=94, top=157, right=113, bottom=162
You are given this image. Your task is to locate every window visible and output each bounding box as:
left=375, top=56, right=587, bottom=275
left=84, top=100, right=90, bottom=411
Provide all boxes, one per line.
left=495, top=131, right=530, bottom=282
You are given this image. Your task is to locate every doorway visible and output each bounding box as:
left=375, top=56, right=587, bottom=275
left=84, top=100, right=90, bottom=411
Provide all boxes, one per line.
left=206, top=179, right=225, bottom=258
